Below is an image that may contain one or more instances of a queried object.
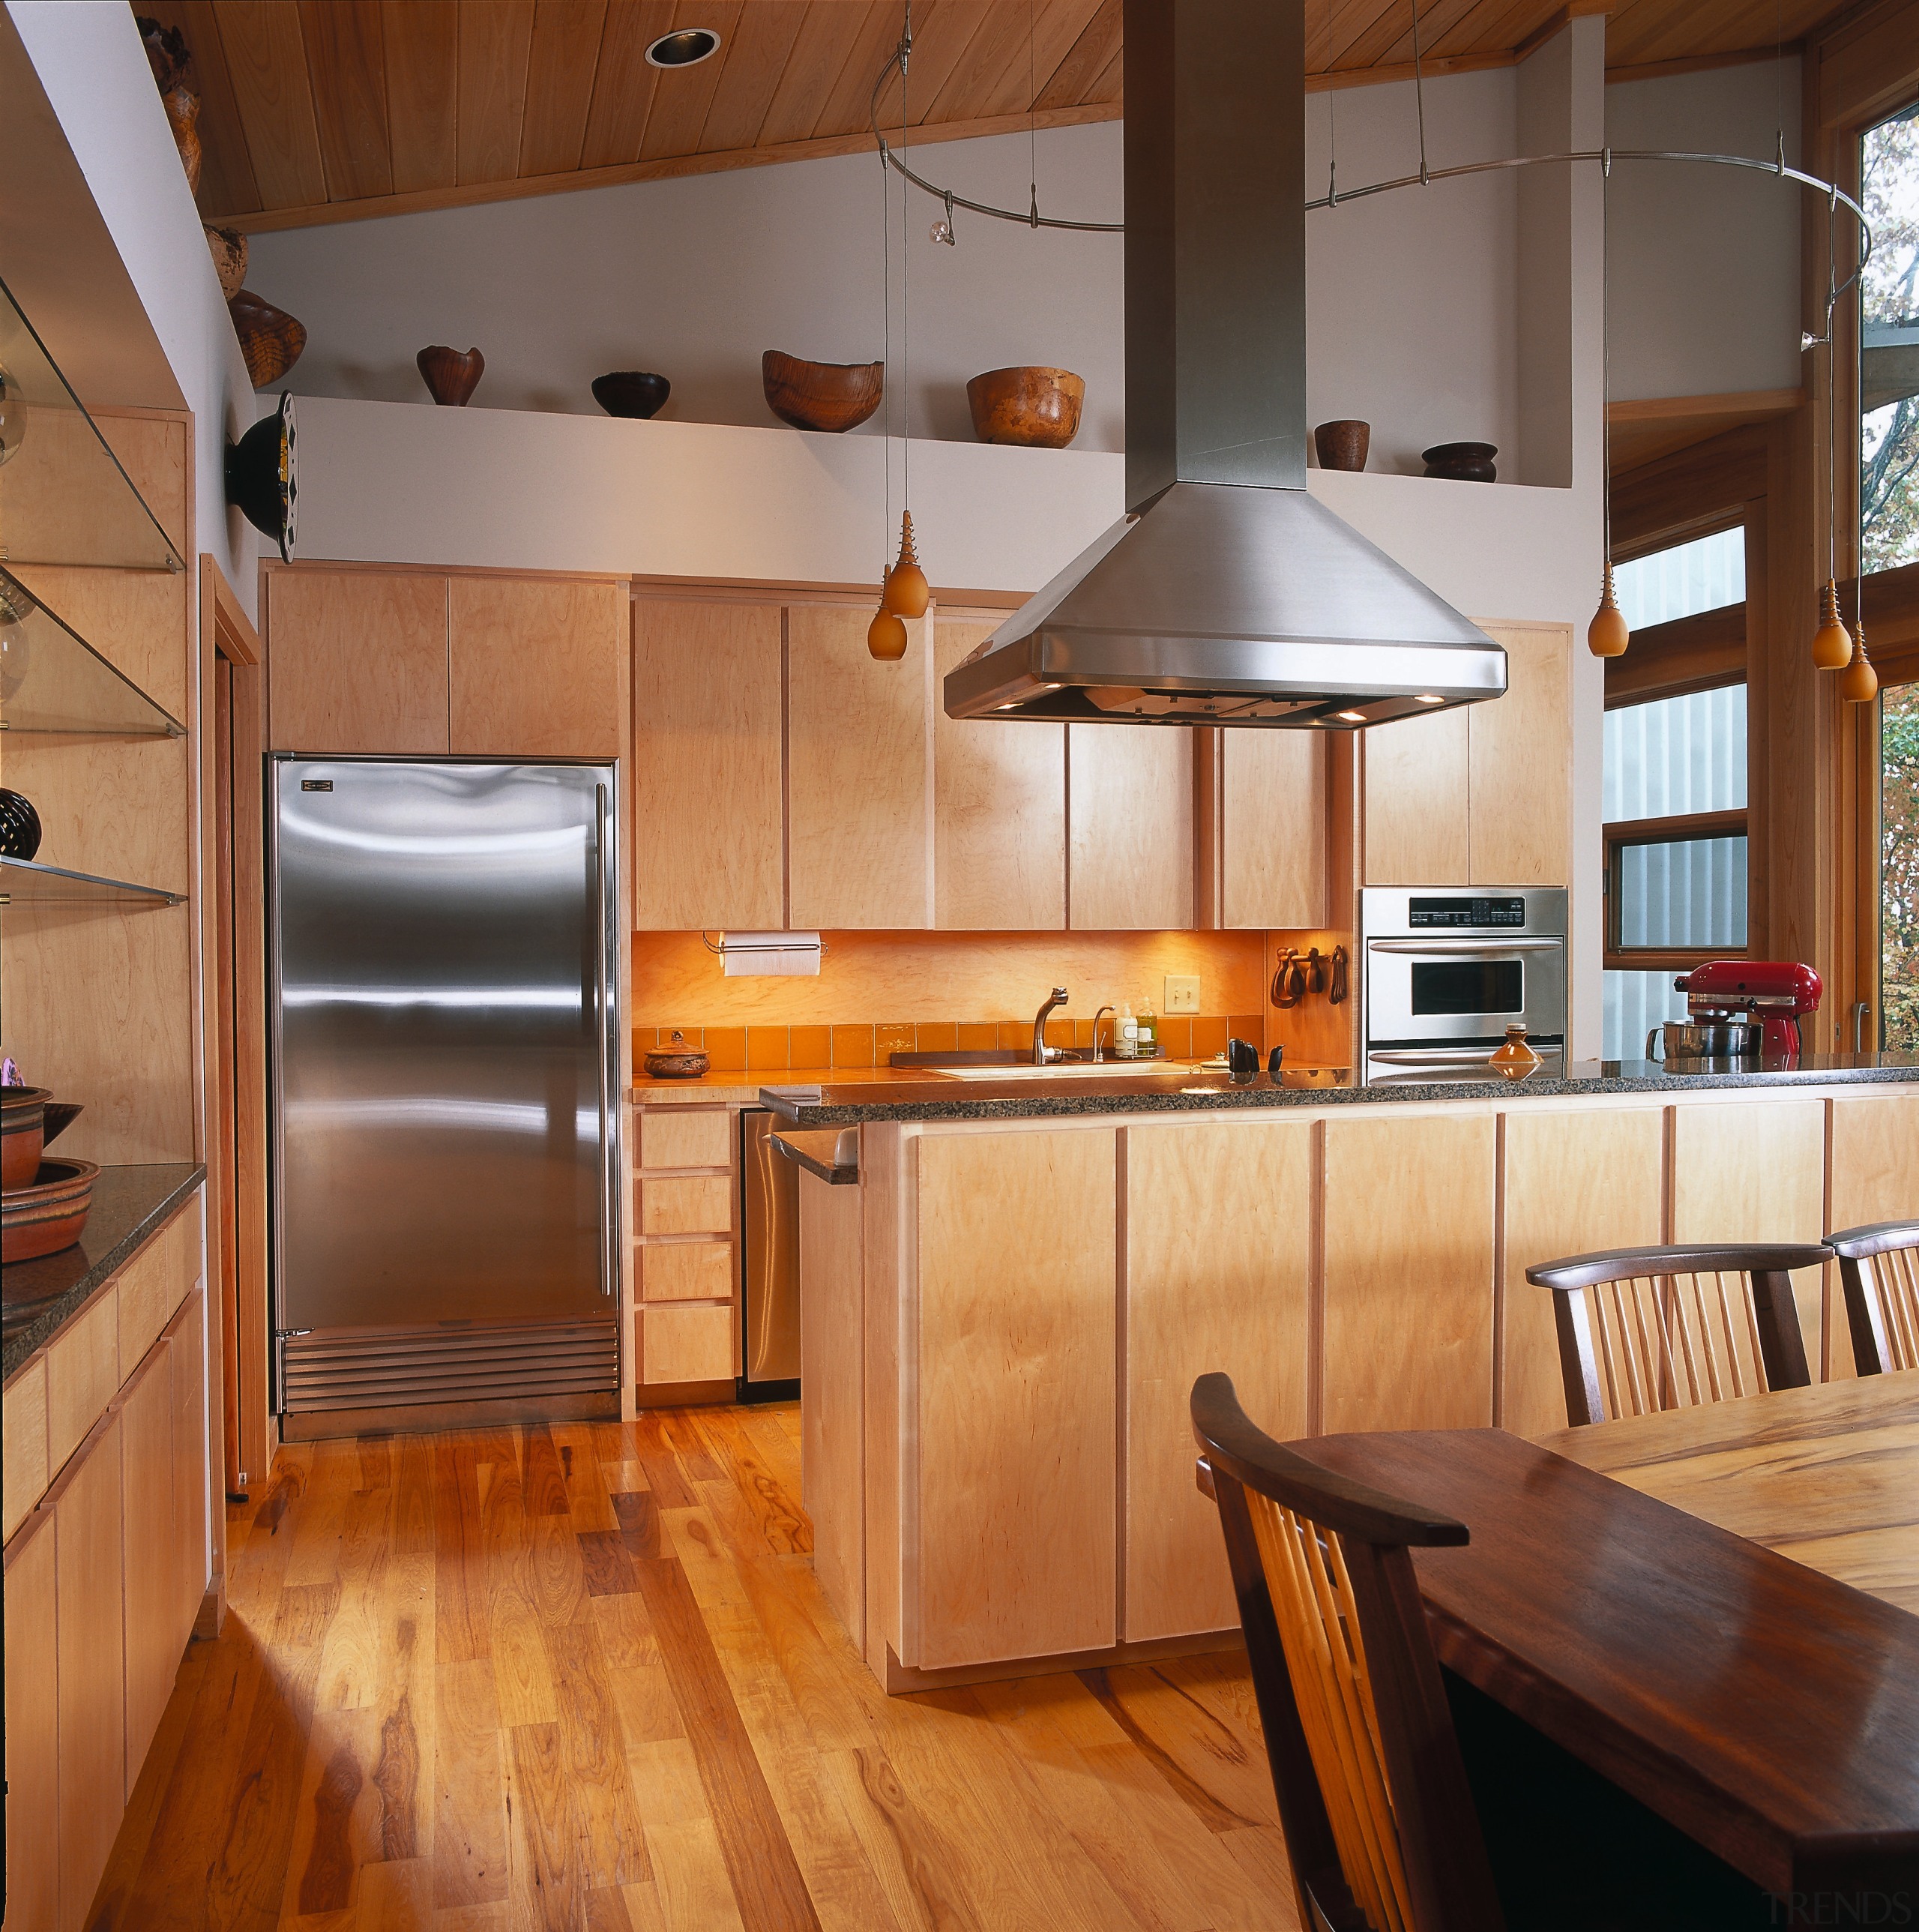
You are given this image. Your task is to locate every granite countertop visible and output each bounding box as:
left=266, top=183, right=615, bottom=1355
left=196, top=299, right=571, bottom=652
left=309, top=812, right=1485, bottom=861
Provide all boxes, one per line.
left=3, top=1162, right=205, bottom=1379
left=759, top=1053, right=1919, bottom=1128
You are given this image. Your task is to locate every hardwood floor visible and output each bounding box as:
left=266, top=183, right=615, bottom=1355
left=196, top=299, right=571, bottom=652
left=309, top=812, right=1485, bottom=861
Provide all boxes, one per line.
left=88, top=1405, right=1303, bottom=1931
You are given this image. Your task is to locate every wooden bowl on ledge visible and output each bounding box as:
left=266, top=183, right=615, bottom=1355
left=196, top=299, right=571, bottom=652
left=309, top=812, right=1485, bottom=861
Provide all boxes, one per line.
left=762, top=351, right=885, bottom=433
left=1, top=1156, right=99, bottom=1262
left=965, top=366, right=1085, bottom=448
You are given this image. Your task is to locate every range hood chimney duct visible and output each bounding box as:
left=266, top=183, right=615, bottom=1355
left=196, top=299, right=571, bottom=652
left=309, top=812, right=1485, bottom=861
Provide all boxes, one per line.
left=944, top=0, right=1507, bottom=729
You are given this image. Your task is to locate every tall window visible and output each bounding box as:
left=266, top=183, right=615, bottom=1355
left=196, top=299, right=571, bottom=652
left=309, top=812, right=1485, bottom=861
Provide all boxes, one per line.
left=1601, top=529, right=1749, bottom=1059
left=1862, top=103, right=1919, bottom=1052
left=1861, top=103, right=1919, bottom=574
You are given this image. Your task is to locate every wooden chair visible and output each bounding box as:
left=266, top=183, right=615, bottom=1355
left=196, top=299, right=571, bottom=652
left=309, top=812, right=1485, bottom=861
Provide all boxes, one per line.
left=1827, top=1220, right=1919, bottom=1375
left=1525, top=1243, right=1827, bottom=1427
left=1190, top=1370, right=1507, bottom=1932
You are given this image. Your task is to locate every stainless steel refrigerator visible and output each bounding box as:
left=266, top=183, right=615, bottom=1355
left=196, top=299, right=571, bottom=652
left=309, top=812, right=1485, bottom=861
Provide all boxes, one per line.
left=269, top=757, right=621, bottom=1432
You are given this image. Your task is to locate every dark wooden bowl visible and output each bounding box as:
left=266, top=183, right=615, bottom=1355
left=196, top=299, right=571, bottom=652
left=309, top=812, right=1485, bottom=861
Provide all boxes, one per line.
left=418, top=345, right=485, bottom=406
left=229, top=289, right=307, bottom=390
left=762, top=351, right=884, bottom=433
left=965, top=366, right=1085, bottom=448
left=1, top=1156, right=98, bottom=1262
left=1421, top=440, right=1498, bottom=482
left=592, top=371, right=671, bottom=419
left=644, top=1031, right=710, bottom=1080
left=1314, top=418, right=1370, bottom=472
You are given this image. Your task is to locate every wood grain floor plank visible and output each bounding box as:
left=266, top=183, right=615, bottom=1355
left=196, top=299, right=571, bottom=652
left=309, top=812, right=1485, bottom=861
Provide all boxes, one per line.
left=690, top=1418, right=811, bottom=1556
left=554, top=1419, right=620, bottom=1532
left=480, top=1453, right=558, bottom=1727
left=506, top=1720, right=588, bottom=1931
left=595, top=1592, right=688, bottom=1749
left=520, top=1424, right=572, bottom=1517
left=632, top=1553, right=824, bottom=1931
left=624, top=1738, right=750, bottom=1932
left=544, top=1618, right=654, bottom=1888
left=435, top=1442, right=491, bottom=1664
left=433, top=1658, right=509, bottom=1910
left=394, top=1433, right=436, bottom=1557
left=1077, top=1667, right=1277, bottom=1834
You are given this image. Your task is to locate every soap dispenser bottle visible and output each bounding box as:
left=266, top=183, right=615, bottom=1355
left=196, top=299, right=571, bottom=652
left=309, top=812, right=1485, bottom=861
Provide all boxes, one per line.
left=1117, top=1003, right=1138, bottom=1059
left=1136, top=1000, right=1157, bottom=1059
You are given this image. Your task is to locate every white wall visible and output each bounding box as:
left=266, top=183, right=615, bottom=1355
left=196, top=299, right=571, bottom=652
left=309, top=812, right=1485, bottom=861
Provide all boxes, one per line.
left=8, top=0, right=259, bottom=616
left=245, top=68, right=1525, bottom=478
left=1606, top=58, right=1805, bottom=400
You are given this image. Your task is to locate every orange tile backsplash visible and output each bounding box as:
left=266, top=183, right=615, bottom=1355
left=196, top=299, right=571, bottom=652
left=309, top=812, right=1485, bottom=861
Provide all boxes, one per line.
left=636, top=1014, right=1257, bottom=1070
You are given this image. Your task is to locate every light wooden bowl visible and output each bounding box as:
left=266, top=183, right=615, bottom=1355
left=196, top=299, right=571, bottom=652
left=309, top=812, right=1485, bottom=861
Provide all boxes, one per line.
left=965, top=366, right=1085, bottom=448
left=761, top=351, right=885, bottom=433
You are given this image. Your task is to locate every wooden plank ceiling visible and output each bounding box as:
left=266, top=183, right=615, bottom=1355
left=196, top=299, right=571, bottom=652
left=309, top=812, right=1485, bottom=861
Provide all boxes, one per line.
left=144, top=0, right=1852, bottom=234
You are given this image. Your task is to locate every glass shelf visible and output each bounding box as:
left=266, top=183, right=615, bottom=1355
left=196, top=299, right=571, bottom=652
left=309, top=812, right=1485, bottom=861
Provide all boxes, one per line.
left=0, top=567, right=184, bottom=736
left=0, top=274, right=185, bottom=575
left=0, top=857, right=185, bottom=906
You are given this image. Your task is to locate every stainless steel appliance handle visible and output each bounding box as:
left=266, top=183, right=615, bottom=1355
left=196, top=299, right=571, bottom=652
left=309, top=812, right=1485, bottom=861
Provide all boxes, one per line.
left=594, top=783, right=613, bottom=1299
left=1368, top=1044, right=1561, bottom=1067
left=1367, top=938, right=1564, bottom=955
left=1852, top=1002, right=1873, bottom=1053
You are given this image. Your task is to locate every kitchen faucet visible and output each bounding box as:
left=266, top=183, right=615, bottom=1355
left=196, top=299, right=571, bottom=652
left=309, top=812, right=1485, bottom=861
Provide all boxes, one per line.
left=1032, top=986, right=1069, bottom=1065
left=1091, top=1005, right=1115, bottom=1062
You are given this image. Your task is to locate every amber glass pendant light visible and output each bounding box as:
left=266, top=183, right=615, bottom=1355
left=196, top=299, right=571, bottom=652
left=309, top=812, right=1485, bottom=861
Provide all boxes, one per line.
left=1812, top=194, right=1858, bottom=675
left=867, top=594, right=909, bottom=660
left=1813, top=580, right=1852, bottom=669
left=884, top=509, right=928, bottom=616
left=1840, top=620, right=1878, bottom=704
left=1589, top=155, right=1629, bottom=660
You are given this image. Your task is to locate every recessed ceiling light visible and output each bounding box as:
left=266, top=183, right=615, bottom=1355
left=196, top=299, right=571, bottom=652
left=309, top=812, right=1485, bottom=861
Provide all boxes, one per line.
left=1414, top=692, right=1444, bottom=704
left=646, top=28, right=721, bottom=67
left=1335, top=708, right=1366, bottom=722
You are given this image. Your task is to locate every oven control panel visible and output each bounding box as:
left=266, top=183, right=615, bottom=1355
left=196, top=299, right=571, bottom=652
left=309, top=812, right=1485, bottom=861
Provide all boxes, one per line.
left=1407, top=896, right=1528, bottom=930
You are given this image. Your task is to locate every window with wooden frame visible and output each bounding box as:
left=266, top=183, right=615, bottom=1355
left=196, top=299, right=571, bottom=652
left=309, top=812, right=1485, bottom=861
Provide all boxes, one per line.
left=1602, top=529, right=1749, bottom=1058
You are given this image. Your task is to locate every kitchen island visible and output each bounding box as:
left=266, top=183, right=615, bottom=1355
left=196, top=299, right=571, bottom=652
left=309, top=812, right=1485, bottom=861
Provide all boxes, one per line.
left=761, top=1057, right=1919, bottom=1692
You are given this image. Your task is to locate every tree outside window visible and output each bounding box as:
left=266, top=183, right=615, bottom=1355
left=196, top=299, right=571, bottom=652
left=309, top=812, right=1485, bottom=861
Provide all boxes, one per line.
left=1862, top=103, right=1919, bottom=572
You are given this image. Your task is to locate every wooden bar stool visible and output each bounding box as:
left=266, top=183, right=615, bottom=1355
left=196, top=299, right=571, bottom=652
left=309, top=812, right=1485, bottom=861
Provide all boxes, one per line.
left=1525, top=1243, right=1827, bottom=1427
left=1827, top=1221, right=1919, bottom=1375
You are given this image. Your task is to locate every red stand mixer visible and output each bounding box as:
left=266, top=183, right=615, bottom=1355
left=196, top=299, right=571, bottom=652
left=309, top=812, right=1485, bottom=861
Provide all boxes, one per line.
left=1662, top=960, right=1824, bottom=1068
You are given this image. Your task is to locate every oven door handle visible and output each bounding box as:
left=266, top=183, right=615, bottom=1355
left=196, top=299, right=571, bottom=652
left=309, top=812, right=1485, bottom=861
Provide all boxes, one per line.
left=1369, top=1044, right=1564, bottom=1067
left=1367, top=939, right=1564, bottom=955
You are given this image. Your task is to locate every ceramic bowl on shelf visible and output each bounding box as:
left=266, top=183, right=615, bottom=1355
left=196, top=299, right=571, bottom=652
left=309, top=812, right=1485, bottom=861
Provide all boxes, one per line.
left=1, top=1088, right=82, bottom=1193
left=1314, top=418, right=1370, bottom=472
left=644, top=1032, right=710, bottom=1080
left=761, top=351, right=884, bottom=433
left=1421, top=440, right=1498, bottom=483
left=965, top=366, right=1085, bottom=448
left=591, top=371, right=671, bottom=419
left=1, top=1155, right=98, bottom=1262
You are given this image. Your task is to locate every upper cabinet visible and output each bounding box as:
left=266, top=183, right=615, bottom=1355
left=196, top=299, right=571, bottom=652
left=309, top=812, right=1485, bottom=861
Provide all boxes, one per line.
left=268, top=568, right=627, bottom=759
left=1203, top=732, right=1328, bottom=929
left=267, top=570, right=451, bottom=753
left=632, top=599, right=785, bottom=931
left=788, top=606, right=932, bottom=930
left=1070, top=726, right=1195, bottom=930
left=1362, top=622, right=1572, bottom=888
left=450, top=577, right=623, bottom=757
left=933, top=619, right=1066, bottom=930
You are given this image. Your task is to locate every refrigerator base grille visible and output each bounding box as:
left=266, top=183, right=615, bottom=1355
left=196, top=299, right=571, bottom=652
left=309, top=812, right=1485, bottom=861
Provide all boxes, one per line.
left=281, top=1317, right=620, bottom=1415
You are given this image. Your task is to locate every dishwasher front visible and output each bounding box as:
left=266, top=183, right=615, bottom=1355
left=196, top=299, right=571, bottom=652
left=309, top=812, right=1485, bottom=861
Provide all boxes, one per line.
left=738, top=1108, right=801, bottom=1401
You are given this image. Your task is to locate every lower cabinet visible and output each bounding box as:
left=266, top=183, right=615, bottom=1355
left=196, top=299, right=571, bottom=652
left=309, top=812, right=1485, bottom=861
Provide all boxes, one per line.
left=909, top=1128, right=1118, bottom=1670
left=3, top=1284, right=208, bottom=1932
left=4, top=1506, right=61, bottom=1932
left=1322, top=1112, right=1498, bottom=1432
left=635, top=1102, right=739, bottom=1392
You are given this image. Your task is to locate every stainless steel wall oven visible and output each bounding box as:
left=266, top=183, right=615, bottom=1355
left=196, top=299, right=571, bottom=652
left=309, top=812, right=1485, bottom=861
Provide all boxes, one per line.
left=1360, top=887, right=1568, bottom=1083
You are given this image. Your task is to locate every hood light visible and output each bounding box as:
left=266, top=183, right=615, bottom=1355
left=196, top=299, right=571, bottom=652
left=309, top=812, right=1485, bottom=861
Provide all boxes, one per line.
left=1414, top=693, right=1444, bottom=704
left=1335, top=709, right=1366, bottom=722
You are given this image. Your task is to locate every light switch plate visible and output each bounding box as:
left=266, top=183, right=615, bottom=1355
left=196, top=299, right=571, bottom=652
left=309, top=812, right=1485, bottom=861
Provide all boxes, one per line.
left=1163, top=975, right=1200, bottom=1014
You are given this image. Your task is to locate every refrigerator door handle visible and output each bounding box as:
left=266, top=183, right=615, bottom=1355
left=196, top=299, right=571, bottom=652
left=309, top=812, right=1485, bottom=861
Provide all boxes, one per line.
left=594, top=782, right=615, bottom=1300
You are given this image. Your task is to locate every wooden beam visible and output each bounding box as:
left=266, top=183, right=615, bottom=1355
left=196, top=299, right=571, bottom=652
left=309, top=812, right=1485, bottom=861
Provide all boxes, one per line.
left=208, top=97, right=1124, bottom=232
left=1611, top=422, right=1771, bottom=556
left=1843, top=558, right=1919, bottom=653
left=1605, top=602, right=1747, bottom=707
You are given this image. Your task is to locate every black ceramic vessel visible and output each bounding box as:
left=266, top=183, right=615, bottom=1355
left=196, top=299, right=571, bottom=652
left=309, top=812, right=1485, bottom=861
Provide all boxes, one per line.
left=1422, top=440, right=1498, bottom=483
left=0, top=787, right=42, bottom=860
left=592, top=371, right=671, bottom=419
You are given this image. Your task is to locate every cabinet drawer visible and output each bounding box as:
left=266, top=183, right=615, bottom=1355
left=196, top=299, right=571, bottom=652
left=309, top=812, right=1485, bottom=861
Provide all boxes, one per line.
left=47, top=1286, right=119, bottom=1475
left=2, top=1356, right=49, bottom=1541
left=641, top=1176, right=733, bottom=1237
left=640, top=1107, right=734, bottom=1171
left=643, top=1304, right=736, bottom=1385
left=117, top=1200, right=199, bottom=1376
left=642, top=1240, right=735, bottom=1302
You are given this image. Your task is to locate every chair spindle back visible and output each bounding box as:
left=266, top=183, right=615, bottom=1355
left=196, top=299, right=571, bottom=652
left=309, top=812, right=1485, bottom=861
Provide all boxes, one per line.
left=1828, top=1221, right=1919, bottom=1376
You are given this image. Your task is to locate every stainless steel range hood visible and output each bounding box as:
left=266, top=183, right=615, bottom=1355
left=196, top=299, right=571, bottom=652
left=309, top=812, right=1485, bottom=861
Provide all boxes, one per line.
left=945, top=0, right=1507, bottom=729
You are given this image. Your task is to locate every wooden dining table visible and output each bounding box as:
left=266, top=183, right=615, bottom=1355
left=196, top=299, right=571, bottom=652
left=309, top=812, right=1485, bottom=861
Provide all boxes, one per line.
left=1305, top=1371, right=1919, bottom=1907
